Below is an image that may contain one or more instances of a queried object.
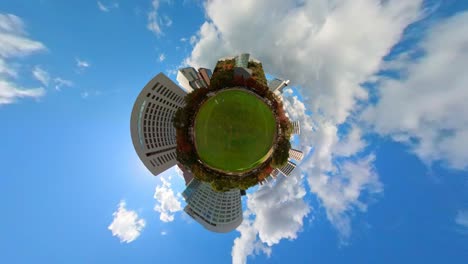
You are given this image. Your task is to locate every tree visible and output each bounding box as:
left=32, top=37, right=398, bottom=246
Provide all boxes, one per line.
left=271, top=137, right=291, bottom=168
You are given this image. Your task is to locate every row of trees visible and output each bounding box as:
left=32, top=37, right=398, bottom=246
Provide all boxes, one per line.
left=191, top=161, right=273, bottom=192
left=247, top=61, right=268, bottom=87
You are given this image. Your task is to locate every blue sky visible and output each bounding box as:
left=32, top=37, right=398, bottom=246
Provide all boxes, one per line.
left=0, top=1, right=467, bottom=263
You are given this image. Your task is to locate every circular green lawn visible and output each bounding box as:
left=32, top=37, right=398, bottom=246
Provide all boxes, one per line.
left=194, top=89, right=276, bottom=173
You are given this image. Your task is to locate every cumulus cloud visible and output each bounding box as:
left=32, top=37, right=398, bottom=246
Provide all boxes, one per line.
left=363, top=11, right=468, bottom=170
left=184, top=0, right=426, bottom=259
left=108, top=200, right=146, bottom=243
left=304, top=153, right=382, bottom=240
left=0, top=13, right=46, bottom=104
left=232, top=217, right=272, bottom=264
left=97, top=1, right=119, bottom=12
left=154, top=176, right=183, bottom=222
left=232, top=172, right=310, bottom=264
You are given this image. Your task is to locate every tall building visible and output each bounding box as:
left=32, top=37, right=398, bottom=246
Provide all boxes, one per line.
left=289, top=148, right=304, bottom=162
left=182, top=179, right=243, bottom=233
left=291, top=120, right=300, bottom=135
left=268, top=78, right=290, bottom=94
left=130, top=73, right=187, bottom=176
left=177, top=163, right=194, bottom=185
left=198, top=68, right=212, bottom=86
left=235, top=53, right=250, bottom=68
left=278, top=160, right=297, bottom=177
left=176, top=67, right=206, bottom=92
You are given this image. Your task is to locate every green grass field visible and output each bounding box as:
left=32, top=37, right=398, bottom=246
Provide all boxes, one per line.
left=194, top=89, right=276, bottom=173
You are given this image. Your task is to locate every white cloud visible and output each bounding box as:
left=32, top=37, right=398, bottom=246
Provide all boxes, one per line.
left=334, top=126, right=366, bottom=157
left=147, top=0, right=171, bottom=36
left=0, top=14, right=25, bottom=34
left=232, top=172, right=310, bottom=264
left=32, top=66, right=50, bottom=86
left=147, top=0, right=161, bottom=35
left=232, top=217, right=272, bottom=264
left=53, top=77, right=73, bottom=91
left=363, top=11, right=468, bottom=170
left=163, top=15, right=172, bottom=27
left=81, top=91, right=89, bottom=99
left=184, top=0, right=424, bottom=258
left=0, top=13, right=46, bottom=104
left=97, top=1, right=119, bottom=12
left=154, top=176, right=183, bottom=222
left=32, top=66, right=72, bottom=91
left=97, top=1, right=109, bottom=12
left=0, top=14, right=46, bottom=58
left=189, top=35, right=197, bottom=45
left=303, top=154, right=382, bottom=241
left=455, top=209, right=468, bottom=230
left=160, top=230, right=168, bottom=236
left=0, top=80, right=44, bottom=104
left=0, top=58, right=17, bottom=77
left=76, top=58, right=90, bottom=69
left=108, top=200, right=146, bottom=243
left=159, top=53, right=165, bottom=62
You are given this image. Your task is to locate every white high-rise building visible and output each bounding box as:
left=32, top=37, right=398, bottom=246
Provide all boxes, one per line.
left=130, top=73, right=187, bottom=176
left=291, top=120, right=300, bottom=135
left=268, top=78, right=290, bottom=94
left=182, top=179, right=243, bottom=233
left=278, top=160, right=296, bottom=177
left=289, top=148, right=304, bottom=162
left=177, top=67, right=206, bottom=92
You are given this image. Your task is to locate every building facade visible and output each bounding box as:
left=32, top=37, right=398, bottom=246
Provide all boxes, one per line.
left=198, top=68, right=212, bottom=86
left=278, top=160, right=297, bottom=177
left=130, top=73, right=187, bottom=176
left=268, top=78, right=290, bottom=94
left=235, top=53, right=250, bottom=68
left=182, top=179, right=243, bottom=233
left=289, top=148, right=304, bottom=162
left=176, top=67, right=206, bottom=92
left=291, top=120, right=300, bottom=135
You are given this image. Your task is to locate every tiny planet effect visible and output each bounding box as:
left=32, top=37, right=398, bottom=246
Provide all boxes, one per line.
left=131, top=53, right=303, bottom=233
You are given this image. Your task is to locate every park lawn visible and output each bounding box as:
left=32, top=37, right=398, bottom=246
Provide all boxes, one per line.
left=194, top=89, right=276, bottom=173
